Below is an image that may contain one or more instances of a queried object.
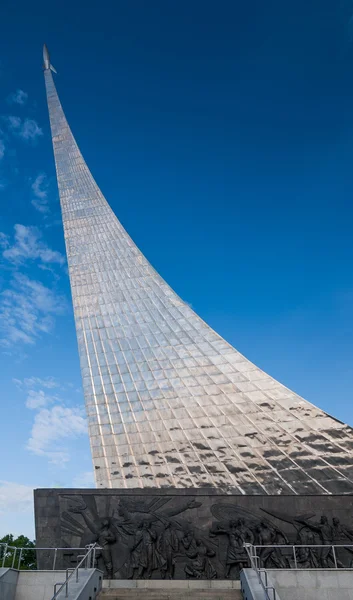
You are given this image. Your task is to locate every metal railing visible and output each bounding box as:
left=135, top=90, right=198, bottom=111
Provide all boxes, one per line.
left=245, top=543, right=353, bottom=571
left=244, top=544, right=277, bottom=600
left=0, top=543, right=102, bottom=571
left=244, top=543, right=353, bottom=600
left=51, top=543, right=101, bottom=600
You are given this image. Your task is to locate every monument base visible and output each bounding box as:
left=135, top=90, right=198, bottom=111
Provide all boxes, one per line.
left=100, top=578, right=242, bottom=600
left=34, top=488, right=353, bottom=580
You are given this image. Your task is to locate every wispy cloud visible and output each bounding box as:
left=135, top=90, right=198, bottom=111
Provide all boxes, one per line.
left=27, top=405, right=87, bottom=464
left=0, top=273, right=67, bottom=347
left=25, top=389, right=59, bottom=410
left=31, top=173, right=50, bottom=213
left=0, top=232, right=9, bottom=249
left=13, top=376, right=86, bottom=466
left=0, top=139, right=5, bottom=160
left=21, top=119, right=43, bottom=141
left=0, top=481, right=35, bottom=538
left=13, top=376, right=59, bottom=390
left=7, top=90, right=28, bottom=106
left=0, top=481, right=34, bottom=514
left=6, top=116, right=21, bottom=130
left=5, top=116, right=43, bottom=142
left=2, top=224, right=65, bottom=266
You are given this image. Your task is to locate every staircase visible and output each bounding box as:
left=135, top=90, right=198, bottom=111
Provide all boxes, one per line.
left=98, top=579, right=242, bottom=600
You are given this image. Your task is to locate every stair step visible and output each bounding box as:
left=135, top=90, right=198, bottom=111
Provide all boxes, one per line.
left=99, top=594, right=242, bottom=600
left=98, top=589, right=242, bottom=600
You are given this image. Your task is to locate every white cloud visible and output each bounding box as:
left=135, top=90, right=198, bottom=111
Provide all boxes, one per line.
left=31, top=173, right=49, bottom=213
left=0, top=481, right=34, bottom=514
left=6, top=116, right=43, bottom=142
left=0, top=139, right=5, bottom=160
left=2, top=224, right=65, bottom=266
left=8, top=89, right=28, bottom=105
left=0, top=481, right=35, bottom=538
left=0, top=273, right=67, bottom=347
left=0, top=232, right=9, bottom=249
left=25, top=389, right=58, bottom=410
left=6, top=116, right=21, bottom=130
left=32, top=173, right=48, bottom=199
left=21, top=119, right=43, bottom=141
left=13, top=376, right=59, bottom=390
left=73, top=471, right=95, bottom=488
left=27, top=405, right=87, bottom=464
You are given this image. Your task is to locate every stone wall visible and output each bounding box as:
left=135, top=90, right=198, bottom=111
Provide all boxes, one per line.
left=266, top=570, right=353, bottom=600
left=34, top=489, right=353, bottom=580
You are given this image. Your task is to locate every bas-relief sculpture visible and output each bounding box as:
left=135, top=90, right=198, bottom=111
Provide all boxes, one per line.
left=36, top=491, right=353, bottom=580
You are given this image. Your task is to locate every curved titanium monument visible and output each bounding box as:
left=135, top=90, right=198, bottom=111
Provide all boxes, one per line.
left=43, top=45, right=353, bottom=494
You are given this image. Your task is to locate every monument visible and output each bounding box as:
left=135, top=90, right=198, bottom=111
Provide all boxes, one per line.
left=35, top=45, right=353, bottom=580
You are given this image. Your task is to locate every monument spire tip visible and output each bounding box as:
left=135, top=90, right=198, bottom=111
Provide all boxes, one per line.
left=43, top=44, right=57, bottom=74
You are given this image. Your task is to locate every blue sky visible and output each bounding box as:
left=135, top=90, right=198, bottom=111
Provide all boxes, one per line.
left=1, top=0, right=353, bottom=537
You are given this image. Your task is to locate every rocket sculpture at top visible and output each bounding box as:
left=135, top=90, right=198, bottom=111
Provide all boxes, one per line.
left=43, top=45, right=353, bottom=492
left=43, top=44, right=57, bottom=73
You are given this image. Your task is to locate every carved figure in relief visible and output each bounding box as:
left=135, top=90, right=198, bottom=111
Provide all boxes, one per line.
left=260, top=507, right=319, bottom=568
left=184, top=538, right=217, bottom=580
left=181, top=527, right=198, bottom=555
left=157, top=521, right=179, bottom=579
left=210, top=503, right=289, bottom=576
left=295, top=515, right=334, bottom=567
left=296, top=527, right=319, bottom=568
left=261, top=507, right=353, bottom=569
left=236, top=518, right=255, bottom=545
left=332, top=517, right=353, bottom=543
left=130, top=520, right=167, bottom=579
left=69, top=504, right=116, bottom=578
left=210, top=520, right=249, bottom=577
left=256, top=521, right=288, bottom=569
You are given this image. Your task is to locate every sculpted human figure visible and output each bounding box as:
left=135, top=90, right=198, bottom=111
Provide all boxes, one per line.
left=158, top=521, right=179, bottom=579
left=236, top=518, right=254, bottom=545
left=210, top=520, right=249, bottom=578
left=256, top=521, right=288, bottom=569
left=184, top=539, right=217, bottom=580
left=296, top=527, right=319, bottom=568
left=296, top=515, right=333, bottom=568
left=69, top=505, right=116, bottom=578
left=330, top=518, right=352, bottom=568
left=182, top=528, right=198, bottom=556
left=332, top=517, right=353, bottom=543
left=112, top=502, right=137, bottom=539
left=96, top=519, right=116, bottom=579
left=131, top=520, right=167, bottom=579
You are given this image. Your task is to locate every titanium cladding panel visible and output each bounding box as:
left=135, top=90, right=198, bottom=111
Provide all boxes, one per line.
left=44, top=64, right=353, bottom=493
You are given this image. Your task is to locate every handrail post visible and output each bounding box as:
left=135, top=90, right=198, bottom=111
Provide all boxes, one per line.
left=2, top=544, right=8, bottom=568
left=18, top=548, right=23, bottom=570
left=255, top=546, right=259, bottom=570
left=332, top=545, right=338, bottom=569
left=11, top=548, right=17, bottom=569
left=293, top=546, right=297, bottom=569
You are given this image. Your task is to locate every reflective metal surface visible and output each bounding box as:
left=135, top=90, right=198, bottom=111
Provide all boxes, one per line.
left=44, top=62, right=353, bottom=493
